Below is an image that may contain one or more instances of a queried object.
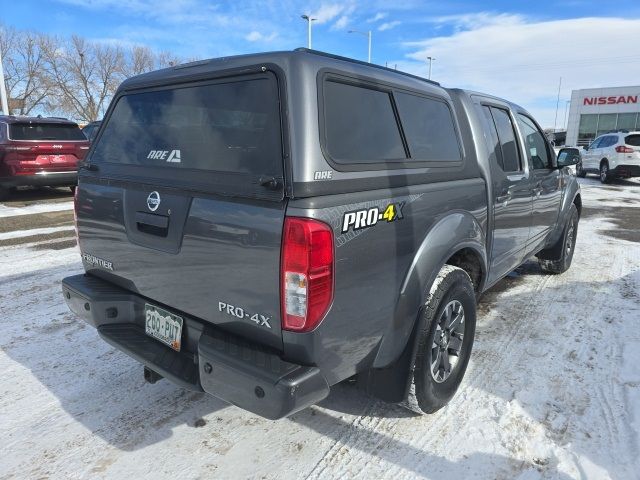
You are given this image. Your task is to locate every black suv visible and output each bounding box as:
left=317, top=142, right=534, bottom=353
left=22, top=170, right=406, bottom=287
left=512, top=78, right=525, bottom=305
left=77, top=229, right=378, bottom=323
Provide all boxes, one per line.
left=62, top=50, right=581, bottom=419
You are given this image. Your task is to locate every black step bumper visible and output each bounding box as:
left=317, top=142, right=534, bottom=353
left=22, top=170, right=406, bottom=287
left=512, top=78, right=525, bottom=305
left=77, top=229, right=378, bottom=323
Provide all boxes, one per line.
left=611, top=164, right=640, bottom=178
left=62, top=274, right=329, bottom=419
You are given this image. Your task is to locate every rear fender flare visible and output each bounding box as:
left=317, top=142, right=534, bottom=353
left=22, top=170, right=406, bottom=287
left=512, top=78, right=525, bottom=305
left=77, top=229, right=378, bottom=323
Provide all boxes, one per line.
left=372, top=211, right=486, bottom=369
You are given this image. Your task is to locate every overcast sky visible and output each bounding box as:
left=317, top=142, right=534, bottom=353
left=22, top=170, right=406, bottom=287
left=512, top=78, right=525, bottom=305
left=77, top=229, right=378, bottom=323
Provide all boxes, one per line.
left=5, top=0, right=640, bottom=128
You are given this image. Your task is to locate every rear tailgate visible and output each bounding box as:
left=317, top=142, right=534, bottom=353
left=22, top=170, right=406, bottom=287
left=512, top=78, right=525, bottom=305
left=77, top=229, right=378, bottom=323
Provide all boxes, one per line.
left=77, top=72, right=286, bottom=349
left=5, top=122, right=89, bottom=174
left=624, top=134, right=640, bottom=163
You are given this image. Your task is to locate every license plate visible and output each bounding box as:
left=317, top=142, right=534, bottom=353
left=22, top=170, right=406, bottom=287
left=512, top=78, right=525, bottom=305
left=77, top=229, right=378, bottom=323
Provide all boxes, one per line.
left=144, top=303, right=183, bottom=351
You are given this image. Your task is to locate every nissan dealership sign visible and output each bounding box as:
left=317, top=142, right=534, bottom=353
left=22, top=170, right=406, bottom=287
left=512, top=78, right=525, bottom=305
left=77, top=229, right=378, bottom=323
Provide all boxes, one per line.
left=583, top=95, right=639, bottom=105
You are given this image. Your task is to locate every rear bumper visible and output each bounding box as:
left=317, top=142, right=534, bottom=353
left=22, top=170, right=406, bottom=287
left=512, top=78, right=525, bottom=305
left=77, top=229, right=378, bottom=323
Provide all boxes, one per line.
left=61, top=273, right=329, bottom=419
left=0, top=171, right=77, bottom=188
left=611, top=165, right=640, bottom=178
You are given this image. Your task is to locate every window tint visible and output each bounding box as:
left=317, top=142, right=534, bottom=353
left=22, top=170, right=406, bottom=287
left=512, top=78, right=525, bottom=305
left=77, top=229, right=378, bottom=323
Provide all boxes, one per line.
left=625, top=134, right=640, bottom=147
left=91, top=76, right=282, bottom=176
left=490, top=107, right=521, bottom=172
left=604, top=135, right=619, bottom=147
left=324, top=80, right=405, bottom=163
left=9, top=122, right=86, bottom=141
left=394, top=92, right=461, bottom=161
left=518, top=114, right=550, bottom=170
left=481, top=106, right=505, bottom=170
left=589, top=137, right=603, bottom=149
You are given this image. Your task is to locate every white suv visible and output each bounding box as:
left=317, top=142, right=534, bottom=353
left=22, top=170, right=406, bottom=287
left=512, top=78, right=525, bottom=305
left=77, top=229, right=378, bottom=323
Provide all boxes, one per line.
left=578, top=131, right=640, bottom=183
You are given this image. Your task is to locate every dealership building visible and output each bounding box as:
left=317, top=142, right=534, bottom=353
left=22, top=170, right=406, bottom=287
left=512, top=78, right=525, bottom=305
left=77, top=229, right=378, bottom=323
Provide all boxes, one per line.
left=565, top=85, right=640, bottom=146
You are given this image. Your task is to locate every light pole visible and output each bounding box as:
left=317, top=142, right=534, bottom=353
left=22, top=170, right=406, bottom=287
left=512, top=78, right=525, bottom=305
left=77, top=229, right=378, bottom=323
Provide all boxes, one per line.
left=301, top=15, right=317, bottom=49
left=0, top=46, right=9, bottom=115
left=563, top=100, right=571, bottom=130
left=427, top=56, right=435, bottom=80
left=348, top=30, right=372, bottom=63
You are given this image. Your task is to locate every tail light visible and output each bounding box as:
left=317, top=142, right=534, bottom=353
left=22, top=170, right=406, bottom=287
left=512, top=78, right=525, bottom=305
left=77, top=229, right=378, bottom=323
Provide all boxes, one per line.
left=616, top=145, right=634, bottom=153
left=281, top=217, right=334, bottom=332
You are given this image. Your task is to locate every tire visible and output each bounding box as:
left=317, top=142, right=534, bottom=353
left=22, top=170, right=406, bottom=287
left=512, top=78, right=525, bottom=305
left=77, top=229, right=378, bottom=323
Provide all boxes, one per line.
left=600, top=161, right=611, bottom=184
left=575, top=162, right=586, bottom=178
left=538, top=204, right=579, bottom=274
left=403, top=265, right=477, bottom=414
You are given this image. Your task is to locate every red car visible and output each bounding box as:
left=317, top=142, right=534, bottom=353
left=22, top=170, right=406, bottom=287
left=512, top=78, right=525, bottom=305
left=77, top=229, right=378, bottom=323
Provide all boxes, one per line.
left=0, top=115, right=90, bottom=200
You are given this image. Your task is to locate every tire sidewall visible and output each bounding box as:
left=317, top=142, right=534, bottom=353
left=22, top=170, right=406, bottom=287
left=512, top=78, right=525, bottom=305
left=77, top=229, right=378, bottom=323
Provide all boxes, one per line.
left=600, top=161, right=610, bottom=183
left=561, top=205, right=579, bottom=269
left=414, top=269, right=477, bottom=411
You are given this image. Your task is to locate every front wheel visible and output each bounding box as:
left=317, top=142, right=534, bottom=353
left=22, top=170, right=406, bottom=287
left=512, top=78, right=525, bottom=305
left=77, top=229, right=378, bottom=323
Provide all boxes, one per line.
left=403, top=265, right=476, bottom=414
left=575, top=162, right=586, bottom=178
left=538, top=204, right=579, bottom=274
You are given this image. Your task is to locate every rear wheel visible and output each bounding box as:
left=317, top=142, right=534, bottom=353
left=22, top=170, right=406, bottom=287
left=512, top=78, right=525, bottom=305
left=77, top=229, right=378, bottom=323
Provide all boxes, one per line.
left=600, top=161, right=612, bottom=184
left=575, top=162, right=586, bottom=178
left=403, top=265, right=476, bottom=414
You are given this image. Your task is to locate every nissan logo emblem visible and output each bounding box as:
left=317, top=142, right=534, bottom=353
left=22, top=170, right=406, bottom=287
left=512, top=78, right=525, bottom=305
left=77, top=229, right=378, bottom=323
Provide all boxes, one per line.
left=147, top=191, right=161, bottom=212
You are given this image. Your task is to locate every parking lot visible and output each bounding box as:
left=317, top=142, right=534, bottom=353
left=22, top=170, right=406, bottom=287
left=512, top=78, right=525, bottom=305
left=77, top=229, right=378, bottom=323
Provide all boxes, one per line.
left=1, top=178, right=639, bottom=479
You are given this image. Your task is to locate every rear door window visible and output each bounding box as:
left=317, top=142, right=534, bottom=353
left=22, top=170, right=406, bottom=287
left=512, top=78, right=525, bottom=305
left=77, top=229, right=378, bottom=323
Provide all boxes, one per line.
left=323, top=80, right=406, bottom=163
left=625, top=134, right=640, bottom=147
left=487, top=107, right=522, bottom=173
left=394, top=92, right=461, bottom=161
left=10, top=123, right=86, bottom=141
left=92, top=74, right=282, bottom=177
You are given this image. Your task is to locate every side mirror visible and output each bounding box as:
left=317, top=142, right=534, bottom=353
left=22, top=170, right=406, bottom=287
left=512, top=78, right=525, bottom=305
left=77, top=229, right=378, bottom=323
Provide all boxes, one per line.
left=557, top=149, right=580, bottom=168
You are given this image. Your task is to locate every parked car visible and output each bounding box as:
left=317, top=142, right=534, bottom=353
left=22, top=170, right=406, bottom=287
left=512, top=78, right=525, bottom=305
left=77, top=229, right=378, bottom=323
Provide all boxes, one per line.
left=0, top=115, right=90, bottom=200
left=61, top=49, right=581, bottom=419
left=82, top=120, right=102, bottom=142
left=578, top=131, right=640, bottom=182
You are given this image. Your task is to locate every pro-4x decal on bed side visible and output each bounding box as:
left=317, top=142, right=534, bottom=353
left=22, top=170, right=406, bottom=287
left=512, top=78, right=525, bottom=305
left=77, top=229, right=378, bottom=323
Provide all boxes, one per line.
left=341, top=202, right=405, bottom=233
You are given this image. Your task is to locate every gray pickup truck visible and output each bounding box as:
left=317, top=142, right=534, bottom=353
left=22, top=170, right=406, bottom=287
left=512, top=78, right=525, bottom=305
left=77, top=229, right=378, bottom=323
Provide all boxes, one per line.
left=62, top=49, right=581, bottom=419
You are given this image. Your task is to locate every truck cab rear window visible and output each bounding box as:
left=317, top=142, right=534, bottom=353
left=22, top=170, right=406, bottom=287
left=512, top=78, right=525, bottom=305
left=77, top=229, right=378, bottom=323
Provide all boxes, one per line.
left=10, top=123, right=85, bottom=141
left=91, top=75, right=282, bottom=176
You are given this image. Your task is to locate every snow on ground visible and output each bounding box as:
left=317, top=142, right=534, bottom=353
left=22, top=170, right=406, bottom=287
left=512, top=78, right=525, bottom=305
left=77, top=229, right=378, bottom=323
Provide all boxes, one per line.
left=0, top=177, right=639, bottom=479
left=0, top=200, right=73, bottom=218
left=0, top=226, right=75, bottom=241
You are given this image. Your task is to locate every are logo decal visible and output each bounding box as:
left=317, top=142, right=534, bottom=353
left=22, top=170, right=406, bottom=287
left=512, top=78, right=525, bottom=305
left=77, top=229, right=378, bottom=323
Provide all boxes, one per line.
left=341, top=202, right=405, bottom=233
left=147, top=149, right=181, bottom=163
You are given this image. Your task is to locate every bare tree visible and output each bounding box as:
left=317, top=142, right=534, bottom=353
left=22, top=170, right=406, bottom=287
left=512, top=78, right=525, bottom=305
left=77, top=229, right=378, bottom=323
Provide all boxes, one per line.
left=122, top=45, right=155, bottom=78
left=43, top=35, right=124, bottom=122
left=155, top=50, right=183, bottom=69
left=0, top=25, right=55, bottom=115
left=3, top=23, right=188, bottom=121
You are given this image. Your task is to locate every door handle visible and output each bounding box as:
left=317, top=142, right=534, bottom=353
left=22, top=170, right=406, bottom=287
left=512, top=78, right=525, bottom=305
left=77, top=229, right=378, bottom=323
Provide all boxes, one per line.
left=496, top=193, right=511, bottom=203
